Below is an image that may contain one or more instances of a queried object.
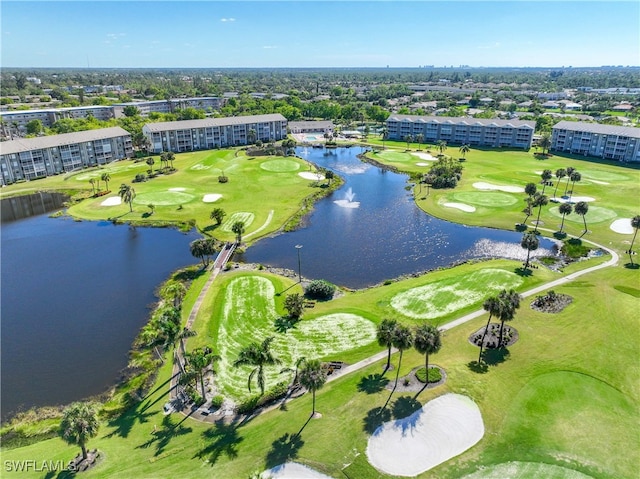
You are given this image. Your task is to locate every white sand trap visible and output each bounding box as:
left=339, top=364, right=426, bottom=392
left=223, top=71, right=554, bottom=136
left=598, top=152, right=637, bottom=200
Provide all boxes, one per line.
left=261, top=462, right=334, bottom=478
left=473, top=182, right=524, bottom=193
left=610, top=218, right=634, bottom=234
left=100, top=196, right=122, bottom=206
left=367, top=393, right=484, bottom=477
left=416, top=162, right=430, bottom=166
left=551, top=196, right=595, bottom=204
left=169, top=187, right=186, bottom=191
left=443, top=202, right=476, bottom=213
left=298, top=171, right=325, bottom=180
left=202, top=194, right=222, bottom=203
left=412, top=152, right=438, bottom=161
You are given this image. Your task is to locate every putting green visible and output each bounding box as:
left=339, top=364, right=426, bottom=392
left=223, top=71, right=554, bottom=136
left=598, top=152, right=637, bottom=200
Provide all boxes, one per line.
left=579, top=169, right=631, bottom=182
left=458, top=461, right=594, bottom=479
left=390, top=269, right=523, bottom=320
left=215, top=275, right=376, bottom=399
left=132, top=191, right=195, bottom=206
left=548, top=205, right=617, bottom=224
left=377, top=150, right=414, bottom=163
left=74, top=164, right=139, bottom=180
left=260, top=159, right=300, bottom=172
left=221, top=212, right=255, bottom=231
left=451, top=191, right=518, bottom=207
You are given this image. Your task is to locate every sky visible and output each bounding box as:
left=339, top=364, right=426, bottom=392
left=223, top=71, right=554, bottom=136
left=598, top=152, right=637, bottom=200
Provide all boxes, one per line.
left=1, top=1, right=639, bottom=68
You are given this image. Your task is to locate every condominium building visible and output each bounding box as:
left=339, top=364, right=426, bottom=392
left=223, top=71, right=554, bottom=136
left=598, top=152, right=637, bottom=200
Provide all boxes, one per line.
left=0, top=127, right=133, bottom=184
left=551, top=121, right=640, bottom=162
left=112, top=97, right=223, bottom=118
left=386, top=115, right=535, bottom=149
left=0, top=106, right=115, bottom=129
left=142, top=114, right=288, bottom=153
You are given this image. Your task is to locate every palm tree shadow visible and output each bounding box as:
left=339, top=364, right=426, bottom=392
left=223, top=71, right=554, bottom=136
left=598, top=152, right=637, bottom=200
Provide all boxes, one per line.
left=274, top=317, right=297, bottom=333
left=202, top=224, right=221, bottom=233
left=264, top=432, right=305, bottom=469
left=467, top=360, right=489, bottom=374
left=514, top=267, right=533, bottom=277
left=363, top=407, right=392, bottom=435
left=136, top=414, right=193, bottom=457
left=391, top=396, right=422, bottom=420
left=104, top=405, right=159, bottom=439
left=357, top=373, right=389, bottom=394
left=514, top=223, right=528, bottom=232
left=481, top=347, right=510, bottom=366
left=624, top=262, right=639, bottom=270
left=193, top=419, right=244, bottom=465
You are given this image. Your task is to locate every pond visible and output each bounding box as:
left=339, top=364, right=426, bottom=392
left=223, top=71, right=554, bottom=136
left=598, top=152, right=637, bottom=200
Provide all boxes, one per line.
left=241, top=146, right=557, bottom=289
left=0, top=192, right=199, bottom=420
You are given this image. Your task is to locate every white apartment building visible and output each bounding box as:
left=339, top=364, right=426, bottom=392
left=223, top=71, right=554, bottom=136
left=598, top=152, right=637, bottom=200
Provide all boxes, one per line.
left=1, top=106, right=114, bottom=129
left=142, top=114, right=288, bottom=153
left=551, top=121, right=640, bottom=162
left=386, top=115, right=535, bottom=149
left=112, top=97, right=223, bottom=118
left=0, top=127, right=133, bottom=184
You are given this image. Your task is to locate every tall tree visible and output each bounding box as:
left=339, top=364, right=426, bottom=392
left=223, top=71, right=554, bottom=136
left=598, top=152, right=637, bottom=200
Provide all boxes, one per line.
left=574, top=201, right=589, bottom=237
left=532, top=192, right=548, bottom=232
left=538, top=133, right=551, bottom=155
left=525, top=182, right=537, bottom=200
left=118, top=183, right=135, bottom=212
left=184, top=346, right=220, bottom=399
left=189, top=238, right=218, bottom=267
left=563, top=167, right=576, bottom=196
left=146, top=157, right=155, bottom=174
left=568, top=171, right=581, bottom=201
left=459, top=143, right=470, bottom=159
left=167, top=151, right=176, bottom=169
left=496, top=289, right=521, bottom=347
left=210, top=207, right=226, bottom=225
left=540, top=169, right=553, bottom=194
left=437, top=140, right=448, bottom=156
left=415, top=133, right=424, bottom=150
left=553, top=168, right=567, bottom=199
left=101, top=172, right=111, bottom=192
left=232, top=220, right=246, bottom=244
left=391, top=325, right=413, bottom=389
left=558, top=202, right=573, bottom=233
left=59, top=402, right=100, bottom=461
left=521, top=231, right=539, bottom=270
left=413, top=325, right=442, bottom=384
left=233, top=337, right=281, bottom=395
left=284, top=293, right=305, bottom=320
left=628, top=215, right=640, bottom=264
left=298, top=359, right=327, bottom=417
left=478, top=296, right=501, bottom=363
left=377, top=318, right=398, bottom=373
left=381, top=127, right=388, bottom=149
left=89, top=178, right=96, bottom=195
left=161, top=281, right=187, bottom=309
left=248, top=128, right=257, bottom=145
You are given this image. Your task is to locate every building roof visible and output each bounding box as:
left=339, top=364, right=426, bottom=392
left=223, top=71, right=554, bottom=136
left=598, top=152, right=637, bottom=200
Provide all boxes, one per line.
left=552, top=121, right=640, bottom=139
left=143, top=114, right=287, bottom=133
left=288, top=120, right=334, bottom=129
left=386, top=114, right=535, bottom=129
left=0, top=127, right=131, bottom=156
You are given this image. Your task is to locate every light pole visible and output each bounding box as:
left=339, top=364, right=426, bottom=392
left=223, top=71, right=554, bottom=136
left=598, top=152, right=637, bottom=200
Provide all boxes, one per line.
left=295, top=244, right=303, bottom=283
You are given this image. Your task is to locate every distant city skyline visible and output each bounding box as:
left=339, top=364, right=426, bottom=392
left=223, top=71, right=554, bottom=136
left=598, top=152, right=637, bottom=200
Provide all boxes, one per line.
left=2, top=1, right=639, bottom=69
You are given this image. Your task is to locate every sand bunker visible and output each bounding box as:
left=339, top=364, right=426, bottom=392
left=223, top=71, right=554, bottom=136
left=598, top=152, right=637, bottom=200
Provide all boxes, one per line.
left=473, top=182, right=524, bottom=193
left=416, top=162, right=430, bottom=166
left=551, top=196, right=595, bottom=203
left=610, top=218, right=634, bottom=234
left=443, top=202, right=476, bottom=213
left=298, top=171, right=325, bottom=180
left=367, top=393, right=484, bottom=477
left=202, top=194, right=222, bottom=203
left=412, top=152, right=438, bottom=161
left=169, top=187, right=186, bottom=191
left=100, top=196, right=122, bottom=206
left=261, top=462, right=334, bottom=478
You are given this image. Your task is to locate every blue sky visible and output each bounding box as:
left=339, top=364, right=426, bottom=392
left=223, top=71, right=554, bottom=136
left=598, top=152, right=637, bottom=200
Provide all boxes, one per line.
left=2, top=1, right=639, bottom=68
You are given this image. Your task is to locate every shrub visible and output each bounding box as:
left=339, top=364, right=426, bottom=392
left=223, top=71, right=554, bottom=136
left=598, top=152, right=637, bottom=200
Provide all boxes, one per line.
left=415, top=366, right=442, bottom=383
left=134, top=173, right=147, bottom=183
left=210, top=395, right=224, bottom=409
left=305, top=279, right=336, bottom=300
left=218, top=175, right=229, bottom=183
left=235, top=381, right=289, bottom=414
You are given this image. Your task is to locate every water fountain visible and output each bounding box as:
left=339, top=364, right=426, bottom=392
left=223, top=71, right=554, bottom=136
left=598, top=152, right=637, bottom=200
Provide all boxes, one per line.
left=334, top=187, right=360, bottom=208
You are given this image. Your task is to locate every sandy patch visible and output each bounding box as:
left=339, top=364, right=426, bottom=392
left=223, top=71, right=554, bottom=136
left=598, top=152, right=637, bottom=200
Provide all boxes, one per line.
left=443, top=202, right=476, bottom=213
left=412, top=152, right=438, bottom=161
left=169, top=187, right=186, bottom=191
left=473, top=182, right=524, bottom=193
left=298, top=171, right=325, bottom=180
left=416, top=162, right=430, bottom=166
left=100, top=196, right=122, bottom=206
left=261, top=462, right=334, bottom=478
left=610, top=218, right=634, bottom=234
left=551, top=196, right=595, bottom=203
left=367, top=393, right=484, bottom=477
left=202, top=194, right=222, bottom=203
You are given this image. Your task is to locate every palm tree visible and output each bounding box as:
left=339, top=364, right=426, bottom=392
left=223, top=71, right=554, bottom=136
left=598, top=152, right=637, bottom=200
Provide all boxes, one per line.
left=404, top=135, right=413, bottom=149
left=413, top=325, right=442, bottom=384
left=160, top=152, right=168, bottom=170
left=563, top=167, right=576, bottom=196
left=568, top=171, right=581, bottom=201
left=146, top=157, right=155, bottom=174
left=118, top=183, right=135, bottom=212
left=521, top=231, right=539, bottom=270
left=525, top=182, right=537, bottom=200
left=167, top=152, right=176, bottom=170
left=496, top=289, right=521, bottom=347
left=558, top=202, right=572, bottom=233
left=232, top=220, right=246, bottom=244
left=161, top=281, right=187, bottom=309
left=298, top=359, right=327, bottom=418
left=381, top=127, right=388, bottom=149
left=189, top=238, right=218, bottom=267
left=415, top=133, right=424, bottom=150
left=540, top=169, right=553, bottom=194
left=553, top=168, right=567, bottom=199
left=89, top=178, right=96, bottom=195
left=248, top=128, right=257, bottom=145
left=532, top=192, right=548, bottom=232
left=574, top=201, right=589, bottom=237
left=522, top=197, right=533, bottom=225
left=284, top=293, right=305, bottom=320
left=101, top=172, right=111, bottom=192
left=628, top=215, right=640, bottom=264
left=233, top=337, right=281, bottom=395
left=437, top=140, right=448, bottom=156
left=478, top=296, right=502, bottom=363
left=391, top=325, right=413, bottom=389
left=280, top=356, right=306, bottom=388
left=185, top=346, right=220, bottom=399
left=210, top=207, right=226, bottom=225
left=538, top=133, right=551, bottom=155
left=459, top=144, right=470, bottom=159
left=376, top=318, right=398, bottom=373
left=59, top=402, right=100, bottom=461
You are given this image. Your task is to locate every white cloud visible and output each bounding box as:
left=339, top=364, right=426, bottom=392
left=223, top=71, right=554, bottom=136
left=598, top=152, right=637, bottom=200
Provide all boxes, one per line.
left=220, top=17, right=235, bottom=22
left=263, top=45, right=277, bottom=49
left=106, top=33, right=126, bottom=39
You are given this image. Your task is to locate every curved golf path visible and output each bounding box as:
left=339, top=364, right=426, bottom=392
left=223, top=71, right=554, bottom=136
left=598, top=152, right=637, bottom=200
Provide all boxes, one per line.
left=171, top=229, right=619, bottom=424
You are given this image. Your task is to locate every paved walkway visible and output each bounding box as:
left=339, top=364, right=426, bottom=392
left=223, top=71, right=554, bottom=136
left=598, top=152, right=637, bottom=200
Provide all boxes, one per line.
left=172, top=231, right=619, bottom=423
